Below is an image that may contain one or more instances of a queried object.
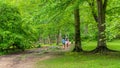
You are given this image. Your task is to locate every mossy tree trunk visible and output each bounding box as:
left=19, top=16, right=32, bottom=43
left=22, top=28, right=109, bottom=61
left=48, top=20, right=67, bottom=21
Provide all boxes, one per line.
left=93, top=0, right=110, bottom=52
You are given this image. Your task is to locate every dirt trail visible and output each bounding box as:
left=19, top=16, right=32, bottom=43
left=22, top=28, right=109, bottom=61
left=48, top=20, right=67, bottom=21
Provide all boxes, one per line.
left=0, top=46, right=71, bottom=68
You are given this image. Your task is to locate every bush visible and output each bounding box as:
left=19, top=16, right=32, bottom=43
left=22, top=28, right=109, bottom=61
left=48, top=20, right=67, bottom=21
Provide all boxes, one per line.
left=0, top=3, right=29, bottom=52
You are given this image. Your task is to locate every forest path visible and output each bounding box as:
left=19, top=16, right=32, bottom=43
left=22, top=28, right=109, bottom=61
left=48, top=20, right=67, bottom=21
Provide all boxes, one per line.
left=0, top=45, right=72, bottom=68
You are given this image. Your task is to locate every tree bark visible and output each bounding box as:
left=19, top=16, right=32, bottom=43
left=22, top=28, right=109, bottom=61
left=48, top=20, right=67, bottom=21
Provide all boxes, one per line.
left=73, top=5, right=83, bottom=52
left=48, top=35, right=51, bottom=45
left=56, top=30, right=61, bottom=45
left=84, top=24, right=88, bottom=36
left=88, top=0, right=117, bottom=53
left=93, top=0, right=109, bottom=52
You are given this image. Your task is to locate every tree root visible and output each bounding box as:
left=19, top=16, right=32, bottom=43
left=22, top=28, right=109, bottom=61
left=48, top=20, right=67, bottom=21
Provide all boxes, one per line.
left=72, top=46, right=83, bottom=52
left=90, top=46, right=118, bottom=53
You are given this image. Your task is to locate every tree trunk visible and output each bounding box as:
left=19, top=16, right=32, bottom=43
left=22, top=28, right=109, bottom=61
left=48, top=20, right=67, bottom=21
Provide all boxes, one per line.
left=84, top=24, right=88, bottom=36
left=56, top=30, right=61, bottom=45
left=48, top=35, right=51, bottom=45
left=89, top=0, right=117, bottom=52
left=73, top=5, right=83, bottom=52
left=93, top=0, right=109, bottom=52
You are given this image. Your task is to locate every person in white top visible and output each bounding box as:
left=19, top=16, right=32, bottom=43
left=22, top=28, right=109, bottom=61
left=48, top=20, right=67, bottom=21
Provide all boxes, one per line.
left=65, top=38, right=71, bottom=48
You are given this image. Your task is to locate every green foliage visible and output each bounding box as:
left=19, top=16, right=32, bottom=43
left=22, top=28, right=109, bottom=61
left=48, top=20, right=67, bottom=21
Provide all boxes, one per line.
left=0, top=3, right=39, bottom=52
left=0, top=3, right=24, bottom=50
left=106, top=0, right=120, bottom=41
left=0, top=0, right=120, bottom=53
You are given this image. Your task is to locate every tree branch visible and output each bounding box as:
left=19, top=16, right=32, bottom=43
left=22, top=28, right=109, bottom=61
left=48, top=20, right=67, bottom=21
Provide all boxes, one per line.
left=103, top=0, right=108, bottom=12
left=88, top=0, right=98, bottom=22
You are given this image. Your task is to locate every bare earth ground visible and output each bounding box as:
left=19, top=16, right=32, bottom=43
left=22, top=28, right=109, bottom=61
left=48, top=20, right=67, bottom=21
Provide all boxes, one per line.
left=0, top=46, right=71, bottom=68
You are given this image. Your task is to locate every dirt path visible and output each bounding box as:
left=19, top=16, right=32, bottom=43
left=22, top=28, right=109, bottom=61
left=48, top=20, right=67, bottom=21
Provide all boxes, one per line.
left=0, top=46, right=72, bottom=68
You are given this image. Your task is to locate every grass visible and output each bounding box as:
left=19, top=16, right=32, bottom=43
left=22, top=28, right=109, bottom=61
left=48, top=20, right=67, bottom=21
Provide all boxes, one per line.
left=36, top=40, right=120, bottom=68
left=107, top=40, right=120, bottom=51
left=36, top=52, right=120, bottom=68
left=82, top=40, right=120, bottom=51
left=82, top=41, right=97, bottom=51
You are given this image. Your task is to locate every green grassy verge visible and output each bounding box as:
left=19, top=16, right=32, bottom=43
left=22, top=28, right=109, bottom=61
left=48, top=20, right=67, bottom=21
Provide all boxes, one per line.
left=36, top=40, right=120, bottom=68
left=36, top=52, right=120, bottom=68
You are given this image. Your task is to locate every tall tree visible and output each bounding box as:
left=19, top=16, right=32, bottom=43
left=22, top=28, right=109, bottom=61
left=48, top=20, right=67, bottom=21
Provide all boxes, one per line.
left=96, top=0, right=108, bottom=51
left=73, top=2, right=83, bottom=52
left=89, top=0, right=111, bottom=52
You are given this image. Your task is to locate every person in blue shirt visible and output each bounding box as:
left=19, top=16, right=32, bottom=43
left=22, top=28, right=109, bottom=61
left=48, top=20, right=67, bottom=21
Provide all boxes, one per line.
left=62, top=38, right=66, bottom=49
